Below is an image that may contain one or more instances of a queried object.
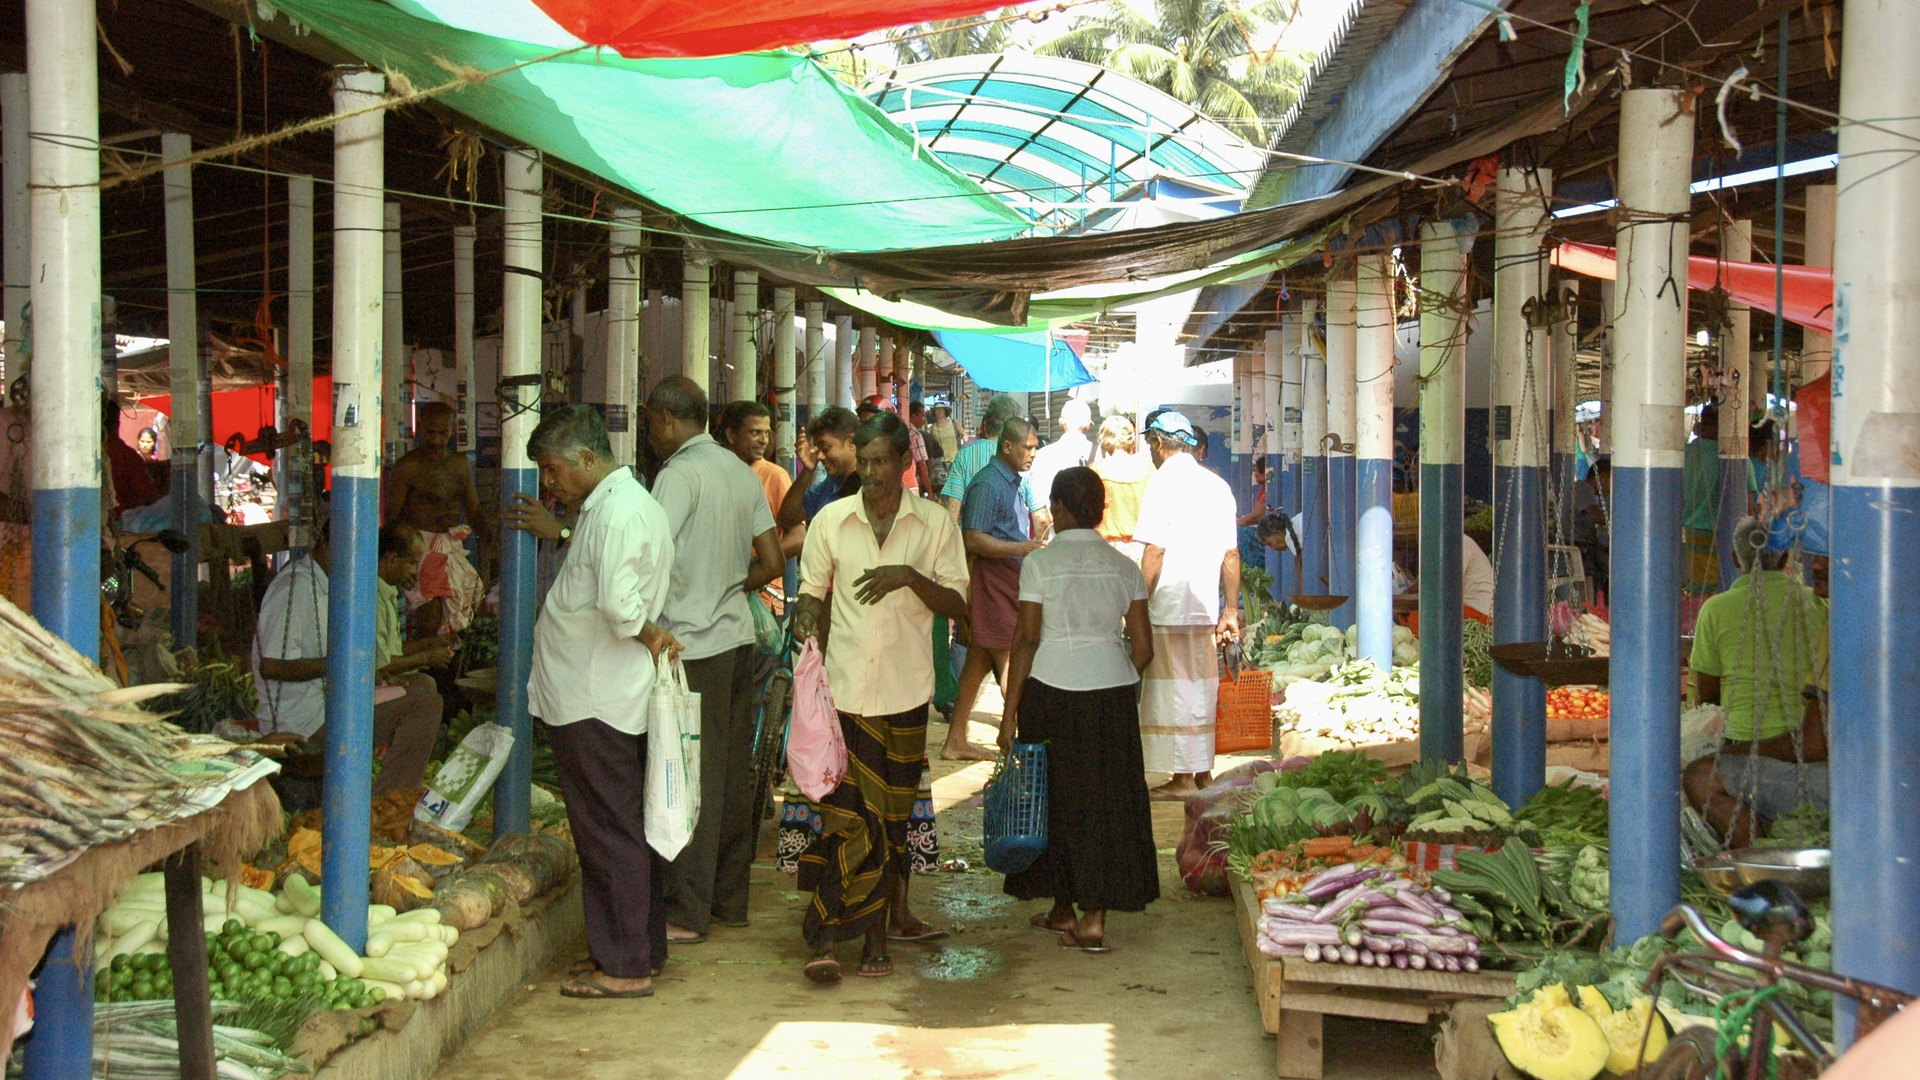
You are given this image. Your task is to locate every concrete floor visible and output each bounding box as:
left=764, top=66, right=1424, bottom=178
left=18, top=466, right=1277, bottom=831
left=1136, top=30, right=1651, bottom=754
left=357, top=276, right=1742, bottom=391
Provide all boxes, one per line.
left=432, top=686, right=1440, bottom=1080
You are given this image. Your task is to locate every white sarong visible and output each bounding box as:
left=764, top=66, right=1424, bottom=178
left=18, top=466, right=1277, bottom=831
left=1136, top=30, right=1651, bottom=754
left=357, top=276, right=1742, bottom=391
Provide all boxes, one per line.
left=1139, top=625, right=1217, bottom=774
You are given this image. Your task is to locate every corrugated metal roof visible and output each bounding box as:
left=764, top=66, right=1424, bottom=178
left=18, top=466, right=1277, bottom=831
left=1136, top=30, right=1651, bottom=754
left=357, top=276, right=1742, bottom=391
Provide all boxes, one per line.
left=1246, top=0, right=1413, bottom=209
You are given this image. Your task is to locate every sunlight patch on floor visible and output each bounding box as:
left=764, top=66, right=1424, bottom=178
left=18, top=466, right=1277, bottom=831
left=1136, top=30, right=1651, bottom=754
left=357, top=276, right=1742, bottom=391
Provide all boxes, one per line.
left=723, top=1022, right=1115, bottom=1079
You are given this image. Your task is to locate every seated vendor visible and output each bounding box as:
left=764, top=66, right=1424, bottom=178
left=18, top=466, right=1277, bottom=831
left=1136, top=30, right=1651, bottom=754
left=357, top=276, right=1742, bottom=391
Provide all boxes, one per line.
left=1682, top=517, right=1829, bottom=847
left=251, top=520, right=451, bottom=794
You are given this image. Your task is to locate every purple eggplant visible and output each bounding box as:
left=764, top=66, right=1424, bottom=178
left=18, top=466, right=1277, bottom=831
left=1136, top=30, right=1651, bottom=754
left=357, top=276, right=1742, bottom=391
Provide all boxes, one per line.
left=1302, top=943, right=1322, bottom=963
left=1429, top=887, right=1452, bottom=904
left=1260, top=922, right=1343, bottom=946
left=1360, top=933, right=1403, bottom=954
left=1393, top=952, right=1411, bottom=970
left=1342, top=924, right=1364, bottom=947
left=1408, top=953, right=1427, bottom=970
left=1261, top=900, right=1320, bottom=922
left=1461, top=956, right=1479, bottom=974
left=1402, top=933, right=1475, bottom=955
left=1359, top=949, right=1376, bottom=967
left=1338, top=944, right=1359, bottom=965
left=1299, top=862, right=1366, bottom=899
left=1362, top=914, right=1434, bottom=934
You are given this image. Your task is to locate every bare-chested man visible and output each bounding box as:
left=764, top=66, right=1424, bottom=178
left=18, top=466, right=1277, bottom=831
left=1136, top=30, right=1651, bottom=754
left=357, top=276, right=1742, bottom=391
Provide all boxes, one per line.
left=384, top=401, right=486, bottom=634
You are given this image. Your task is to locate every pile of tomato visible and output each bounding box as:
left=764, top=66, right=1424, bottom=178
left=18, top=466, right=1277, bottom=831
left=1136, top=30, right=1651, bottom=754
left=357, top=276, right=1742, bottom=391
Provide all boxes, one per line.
left=1546, top=686, right=1609, bottom=720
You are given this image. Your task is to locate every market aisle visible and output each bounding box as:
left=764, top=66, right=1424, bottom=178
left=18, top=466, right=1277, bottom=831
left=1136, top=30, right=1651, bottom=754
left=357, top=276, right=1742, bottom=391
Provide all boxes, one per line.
left=431, top=690, right=1439, bottom=1080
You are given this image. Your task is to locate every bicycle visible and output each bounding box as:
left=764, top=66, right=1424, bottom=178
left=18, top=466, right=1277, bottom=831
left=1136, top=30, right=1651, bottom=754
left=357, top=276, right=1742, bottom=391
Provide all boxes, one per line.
left=1640, top=882, right=1912, bottom=1079
left=746, top=587, right=796, bottom=832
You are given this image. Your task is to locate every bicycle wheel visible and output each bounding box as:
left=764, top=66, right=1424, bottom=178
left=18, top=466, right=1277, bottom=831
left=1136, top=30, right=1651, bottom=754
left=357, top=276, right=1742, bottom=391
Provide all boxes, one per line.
left=749, top=664, right=793, bottom=826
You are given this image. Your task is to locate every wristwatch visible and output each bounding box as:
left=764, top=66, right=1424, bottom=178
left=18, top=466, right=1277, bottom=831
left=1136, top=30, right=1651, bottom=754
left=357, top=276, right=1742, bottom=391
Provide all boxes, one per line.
left=558, top=526, right=573, bottom=545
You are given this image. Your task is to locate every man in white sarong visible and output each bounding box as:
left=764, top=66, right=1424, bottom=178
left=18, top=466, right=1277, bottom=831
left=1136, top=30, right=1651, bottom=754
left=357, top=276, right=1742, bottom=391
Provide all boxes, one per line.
left=1132, top=411, right=1240, bottom=798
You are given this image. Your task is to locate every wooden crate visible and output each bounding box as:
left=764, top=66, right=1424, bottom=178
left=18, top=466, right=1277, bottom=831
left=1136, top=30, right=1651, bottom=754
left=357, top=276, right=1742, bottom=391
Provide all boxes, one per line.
left=1232, top=878, right=1516, bottom=1079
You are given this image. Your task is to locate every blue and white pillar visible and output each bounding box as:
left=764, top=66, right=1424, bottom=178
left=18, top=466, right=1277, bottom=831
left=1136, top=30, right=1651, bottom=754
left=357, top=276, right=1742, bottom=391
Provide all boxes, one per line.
left=606, top=207, right=642, bottom=468
left=1232, top=349, right=1254, bottom=532
left=1492, top=166, right=1552, bottom=806
left=320, top=68, right=386, bottom=955
left=24, top=0, right=100, bottom=1069
left=493, top=147, right=543, bottom=840
left=1278, top=315, right=1303, bottom=604
left=1325, top=274, right=1358, bottom=628
left=161, top=132, right=202, bottom=647
left=1716, top=222, right=1753, bottom=591
left=453, top=224, right=477, bottom=468
left=1419, top=220, right=1469, bottom=763
left=1, top=74, right=25, bottom=413
left=803, top=302, right=826, bottom=435
left=284, top=175, right=315, bottom=558
left=1551, top=279, right=1579, bottom=555
left=773, top=287, right=797, bottom=464
left=1300, top=299, right=1327, bottom=597
left=382, top=203, right=406, bottom=465
left=1353, top=254, right=1396, bottom=669
left=1262, top=328, right=1284, bottom=599
left=1607, top=88, right=1692, bottom=943
left=1829, top=0, right=1920, bottom=1032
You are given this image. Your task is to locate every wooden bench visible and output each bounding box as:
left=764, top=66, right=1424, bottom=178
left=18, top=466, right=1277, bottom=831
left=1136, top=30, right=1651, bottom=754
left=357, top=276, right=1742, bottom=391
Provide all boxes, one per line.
left=1232, top=878, right=1516, bottom=1079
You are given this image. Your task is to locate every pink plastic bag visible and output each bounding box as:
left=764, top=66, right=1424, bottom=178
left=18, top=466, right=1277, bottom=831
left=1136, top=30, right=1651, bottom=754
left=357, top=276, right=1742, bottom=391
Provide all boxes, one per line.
left=787, top=640, right=847, bottom=802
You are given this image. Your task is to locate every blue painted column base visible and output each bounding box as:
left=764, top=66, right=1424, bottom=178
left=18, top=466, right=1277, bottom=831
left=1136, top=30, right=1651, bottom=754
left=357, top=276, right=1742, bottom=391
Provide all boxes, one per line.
left=31, top=488, right=101, bottom=659
left=1492, top=464, right=1548, bottom=807
left=322, top=473, right=380, bottom=953
left=1716, top=458, right=1749, bottom=592
left=1329, top=455, right=1357, bottom=629
left=493, top=466, right=539, bottom=838
left=1355, top=458, right=1394, bottom=667
left=1302, top=456, right=1328, bottom=598
left=20, top=926, right=92, bottom=1078
left=1607, top=464, right=1684, bottom=943
left=1830, top=483, right=1920, bottom=1038
left=1277, top=462, right=1299, bottom=603
left=1419, top=463, right=1464, bottom=763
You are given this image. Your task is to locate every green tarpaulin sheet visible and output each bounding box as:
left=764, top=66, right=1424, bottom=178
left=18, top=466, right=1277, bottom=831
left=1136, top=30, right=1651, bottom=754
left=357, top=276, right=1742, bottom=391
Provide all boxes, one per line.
left=273, top=0, right=1029, bottom=252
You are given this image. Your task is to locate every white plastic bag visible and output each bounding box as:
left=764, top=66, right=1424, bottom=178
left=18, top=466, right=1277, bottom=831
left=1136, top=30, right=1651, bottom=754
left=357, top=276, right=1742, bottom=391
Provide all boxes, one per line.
left=413, top=722, right=515, bottom=833
left=786, top=640, right=847, bottom=803
left=645, top=657, right=702, bottom=860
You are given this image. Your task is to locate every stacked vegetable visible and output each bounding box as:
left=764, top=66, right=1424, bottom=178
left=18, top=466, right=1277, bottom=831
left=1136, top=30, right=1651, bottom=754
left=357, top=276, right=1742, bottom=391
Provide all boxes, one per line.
left=1399, top=768, right=1540, bottom=848
left=1515, top=778, right=1610, bottom=848
left=1257, top=863, right=1484, bottom=972
left=1275, top=661, right=1421, bottom=747
left=1546, top=687, right=1609, bottom=722
left=92, top=1000, right=314, bottom=1080
left=1432, top=839, right=1611, bottom=953
left=1490, top=982, right=1669, bottom=1080
left=1245, top=836, right=1400, bottom=899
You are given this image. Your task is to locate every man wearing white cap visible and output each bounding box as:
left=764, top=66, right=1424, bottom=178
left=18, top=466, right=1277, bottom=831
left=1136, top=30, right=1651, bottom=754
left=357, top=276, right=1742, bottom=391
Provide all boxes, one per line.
left=1133, top=411, right=1240, bottom=798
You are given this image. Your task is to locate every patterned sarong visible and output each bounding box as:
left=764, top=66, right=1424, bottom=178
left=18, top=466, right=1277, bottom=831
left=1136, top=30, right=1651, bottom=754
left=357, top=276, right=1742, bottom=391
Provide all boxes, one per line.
left=796, top=704, right=927, bottom=948
left=1139, top=626, right=1219, bottom=774
left=404, top=526, right=485, bottom=633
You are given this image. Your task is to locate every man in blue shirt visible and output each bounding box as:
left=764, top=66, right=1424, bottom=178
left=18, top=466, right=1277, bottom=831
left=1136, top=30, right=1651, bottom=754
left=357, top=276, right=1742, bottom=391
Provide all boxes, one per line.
left=944, top=418, right=1042, bottom=760
left=777, top=407, right=863, bottom=531
left=939, top=396, right=1048, bottom=537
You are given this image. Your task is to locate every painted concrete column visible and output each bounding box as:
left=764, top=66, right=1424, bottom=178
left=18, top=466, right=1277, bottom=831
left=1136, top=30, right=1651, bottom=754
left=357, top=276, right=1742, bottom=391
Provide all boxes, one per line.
left=1607, top=87, right=1693, bottom=943
left=1301, top=299, right=1328, bottom=597
left=320, top=67, right=386, bottom=956
left=383, top=203, right=406, bottom=464
left=1, top=74, right=25, bottom=392
left=773, top=287, right=796, bottom=467
left=1325, top=273, right=1359, bottom=629
left=453, top=224, right=475, bottom=461
left=283, top=175, right=315, bottom=555
left=1598, top=280, right=1615, bottom=454
left=1716, top=222, right=1753, bottom=591
left=1492, top=166, right=1552, bottom=807
left=1551, top=279, right=1579, bottom=551
left=494, top=147, right=543, bottom=841
left=24, top=1, right=102, bottom=1065
left=682, top=259, right=711, bottom=390
left=732, top=270, right=758, bottom=405
left=1353, top=254, right=1396, bottom=669
left=1280, top=317, right=1303, bottom=603
left=1799, top=184, right=1835, bottom=385
left=1828, top=0, right=1920, bottom=1026
left=1257, top=333, right=1279, bottom=594
left=607, top=207, right=643, bottom=467
left=833, top=316, right=855, bottom=409
left=879, top=336, right=896, bottom=405
left=803, top=301, right=826, bottom=427
left=1419, top=220, right=1469, bottom=763
left=161, top=133, right=202, bottom=647
left=857, top=326, right=878, bottom=400
left=1232, top=351, right=1253, bottom=518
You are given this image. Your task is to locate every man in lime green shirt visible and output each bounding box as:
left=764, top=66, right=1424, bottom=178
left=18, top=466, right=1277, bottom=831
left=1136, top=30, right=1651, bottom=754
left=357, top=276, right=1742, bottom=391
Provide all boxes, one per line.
left=1682, top=518, right=1828, bottom=845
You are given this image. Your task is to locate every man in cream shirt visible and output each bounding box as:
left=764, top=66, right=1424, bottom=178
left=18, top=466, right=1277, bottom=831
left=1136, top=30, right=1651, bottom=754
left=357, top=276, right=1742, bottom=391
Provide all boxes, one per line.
left=505, top=405, right=677, bottom=1001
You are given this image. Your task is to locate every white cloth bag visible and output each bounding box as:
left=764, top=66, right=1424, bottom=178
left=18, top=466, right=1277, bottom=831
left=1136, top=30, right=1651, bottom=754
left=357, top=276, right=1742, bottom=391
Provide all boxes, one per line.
left=644, top=656, right=702, bottom=860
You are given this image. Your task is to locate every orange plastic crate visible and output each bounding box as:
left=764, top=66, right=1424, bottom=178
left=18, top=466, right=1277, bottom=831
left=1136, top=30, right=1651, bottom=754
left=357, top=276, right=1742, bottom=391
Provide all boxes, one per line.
left=1214, top=670, right=1275, bottom=753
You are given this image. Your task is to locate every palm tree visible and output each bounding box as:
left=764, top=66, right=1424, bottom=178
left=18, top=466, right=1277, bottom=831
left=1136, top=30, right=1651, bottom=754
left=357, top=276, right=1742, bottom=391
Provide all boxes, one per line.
left=1038, top=0, right=1310, bottom=143
left=885, top=14, right=1016, bottom=65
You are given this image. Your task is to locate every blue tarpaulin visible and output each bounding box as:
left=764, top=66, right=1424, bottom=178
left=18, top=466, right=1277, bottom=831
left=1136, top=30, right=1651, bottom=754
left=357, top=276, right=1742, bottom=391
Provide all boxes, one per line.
left=934, top=331, right=1092, bottom=393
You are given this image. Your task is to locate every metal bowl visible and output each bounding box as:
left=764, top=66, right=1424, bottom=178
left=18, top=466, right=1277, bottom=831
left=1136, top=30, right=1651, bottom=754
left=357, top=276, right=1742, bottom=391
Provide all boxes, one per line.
left=1730, top=847, right=1831, bottom=900
left=1691, top=856, right=1744, bottom=895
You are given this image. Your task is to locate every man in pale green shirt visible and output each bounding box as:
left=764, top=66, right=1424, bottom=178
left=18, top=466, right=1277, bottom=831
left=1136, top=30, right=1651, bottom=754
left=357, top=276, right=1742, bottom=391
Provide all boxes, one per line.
left=376, top=522, right=460, bottom=680
left=1683, top=517, right=1828, bottom=844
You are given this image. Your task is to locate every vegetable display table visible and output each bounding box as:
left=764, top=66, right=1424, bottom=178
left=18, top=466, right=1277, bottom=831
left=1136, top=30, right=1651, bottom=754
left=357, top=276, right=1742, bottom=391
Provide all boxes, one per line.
left=1232, top=878, right=1515, bottom=1079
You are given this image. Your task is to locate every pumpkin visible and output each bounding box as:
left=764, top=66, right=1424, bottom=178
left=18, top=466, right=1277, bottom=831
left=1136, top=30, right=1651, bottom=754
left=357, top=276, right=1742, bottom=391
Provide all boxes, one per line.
left=1576, top=985, right=1671, bottom=1075
left=1489, top=983, right=1611, bottom=1080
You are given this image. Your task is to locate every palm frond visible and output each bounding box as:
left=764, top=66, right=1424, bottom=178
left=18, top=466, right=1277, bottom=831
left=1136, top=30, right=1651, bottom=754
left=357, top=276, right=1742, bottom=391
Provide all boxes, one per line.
left=1107, top=42, right=1180, bottom=88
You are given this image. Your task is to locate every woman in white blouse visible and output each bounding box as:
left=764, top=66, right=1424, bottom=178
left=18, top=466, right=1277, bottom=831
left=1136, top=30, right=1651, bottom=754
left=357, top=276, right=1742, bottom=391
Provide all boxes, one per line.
left=997, top=466, right=1158, bottom=952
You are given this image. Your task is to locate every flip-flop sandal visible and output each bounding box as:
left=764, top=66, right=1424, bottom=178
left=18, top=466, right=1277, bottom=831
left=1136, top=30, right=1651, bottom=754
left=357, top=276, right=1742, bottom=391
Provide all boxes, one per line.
left=575, top=959, right=665, bottom=977
left=1028, top=914, right=1072, bottom=935
left=803, top=956, right=842, bottom=984
left=888, top=922, right=950, bottom=943
left=559, top=975, right=655, bottom=999
left=666, top=932, right=707, bottom=945
left=1060, top=929, right=1113, bottom=954
left=856, top=954, right=893, bottom=978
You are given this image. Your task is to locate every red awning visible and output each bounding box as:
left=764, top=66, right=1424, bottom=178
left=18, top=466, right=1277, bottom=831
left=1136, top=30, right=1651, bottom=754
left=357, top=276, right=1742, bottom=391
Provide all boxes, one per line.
left=1551, top=241, right=1834, bottom=333
left=528, top=0, right=1009, bottom=58
left=139, top=378, right=333, bottom=464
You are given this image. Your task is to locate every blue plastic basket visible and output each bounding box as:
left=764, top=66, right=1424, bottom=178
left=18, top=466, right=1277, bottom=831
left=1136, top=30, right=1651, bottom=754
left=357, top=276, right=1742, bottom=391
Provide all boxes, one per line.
left=983, top=742, right=1048, bottom=875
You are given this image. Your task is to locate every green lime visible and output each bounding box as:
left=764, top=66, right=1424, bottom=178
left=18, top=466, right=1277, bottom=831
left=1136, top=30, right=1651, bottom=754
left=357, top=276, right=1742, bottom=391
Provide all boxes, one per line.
left=264, top=931, right=281, bottom=948
left=224, top=919, right=245, bottom=935
left=131, top=978, right=154, bottom=999
left=368, top=986, right=386, bottom=1003
left=242, top=951, right=267, bottom=971
left=110, top=954, right=131, bottom=973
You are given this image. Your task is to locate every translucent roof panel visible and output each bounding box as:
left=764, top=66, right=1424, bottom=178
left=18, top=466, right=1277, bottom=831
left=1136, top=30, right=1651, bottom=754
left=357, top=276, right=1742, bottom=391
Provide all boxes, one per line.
left=865, top=53, right=1265, bottom=230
